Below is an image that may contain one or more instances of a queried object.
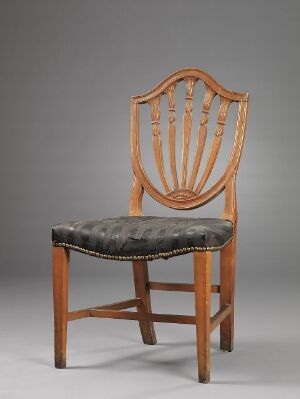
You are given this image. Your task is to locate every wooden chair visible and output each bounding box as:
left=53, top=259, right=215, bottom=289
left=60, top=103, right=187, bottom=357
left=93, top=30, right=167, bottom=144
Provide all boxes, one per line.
left=52, top=68, right=249, bottom=383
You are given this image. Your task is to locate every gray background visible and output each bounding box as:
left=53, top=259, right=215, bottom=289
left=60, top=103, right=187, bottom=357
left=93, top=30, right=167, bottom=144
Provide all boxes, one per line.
left=1, top=0, right=299, bottom=398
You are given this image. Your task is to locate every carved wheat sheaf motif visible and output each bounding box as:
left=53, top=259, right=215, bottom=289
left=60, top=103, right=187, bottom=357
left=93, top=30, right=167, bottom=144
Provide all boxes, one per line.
left=130, top=68, right=249, bottom=210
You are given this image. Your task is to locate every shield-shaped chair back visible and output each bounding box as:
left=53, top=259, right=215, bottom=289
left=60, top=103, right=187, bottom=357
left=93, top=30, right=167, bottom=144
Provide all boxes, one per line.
left=130, top=68, right=249, bottom=216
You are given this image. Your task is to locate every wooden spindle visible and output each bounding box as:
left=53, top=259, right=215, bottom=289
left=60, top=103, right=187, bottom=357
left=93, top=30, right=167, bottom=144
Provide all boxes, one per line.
left=188, top=85, right=216, bottom=191
left=166, top=83, right=178, bottom=189
left=149, top=97, right=170, bottom=193
left=181, top=77, right=196, bottom=189
left=227, top=96, right=249, bottom=170
left=195, top=97, right=231, bottom=194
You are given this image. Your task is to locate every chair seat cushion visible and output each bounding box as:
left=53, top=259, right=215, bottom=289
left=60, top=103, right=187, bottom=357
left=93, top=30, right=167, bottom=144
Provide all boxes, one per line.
left=52, top=216, right=233, bottom=261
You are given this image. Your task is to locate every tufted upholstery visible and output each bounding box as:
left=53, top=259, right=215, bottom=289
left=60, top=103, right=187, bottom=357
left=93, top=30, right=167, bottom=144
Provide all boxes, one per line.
left=52, top=216, right=233, bottom=261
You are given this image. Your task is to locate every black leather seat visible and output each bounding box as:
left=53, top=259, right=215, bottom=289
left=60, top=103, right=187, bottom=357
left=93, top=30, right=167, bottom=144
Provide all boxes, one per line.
left=52, top=216, right=233, bottom=261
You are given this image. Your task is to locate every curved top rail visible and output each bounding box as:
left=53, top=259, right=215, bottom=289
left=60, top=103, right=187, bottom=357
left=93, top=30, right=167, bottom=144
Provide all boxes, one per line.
left=132, top=68, right=248, bottom=103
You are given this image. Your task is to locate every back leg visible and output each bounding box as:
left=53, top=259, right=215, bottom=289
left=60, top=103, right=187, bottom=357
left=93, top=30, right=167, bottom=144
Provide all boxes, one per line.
left=220, top=238, right=236, bottom=351
left=132, top=260, right=157, bottom=345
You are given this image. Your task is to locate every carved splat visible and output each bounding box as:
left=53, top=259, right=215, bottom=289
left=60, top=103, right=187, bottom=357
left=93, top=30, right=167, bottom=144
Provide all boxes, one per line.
left=195, top=97, right=232, bottom=194
left=165, top=83, right=178, bottom=189
left=188, top=85, right=216, bottom=191
left=149, top=97, right=170, bottom=193
left=214, top=97, right=232, bottom=137
left=181, top=77, right=197, bottom=189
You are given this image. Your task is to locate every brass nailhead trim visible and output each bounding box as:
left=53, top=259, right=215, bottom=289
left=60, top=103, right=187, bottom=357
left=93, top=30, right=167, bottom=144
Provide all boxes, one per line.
left=51, top=237, right=233, bottom=261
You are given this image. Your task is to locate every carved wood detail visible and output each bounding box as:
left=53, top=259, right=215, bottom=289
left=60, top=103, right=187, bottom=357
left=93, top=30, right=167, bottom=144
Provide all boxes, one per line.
left=167, top=189, right=199, bottom=201
left=149, top=96, right=170, bottom=193
left=130, top=68, right=249, bottom=210
left=165, top=83, right=178, bottom=189
left=188, top=85, right=216, bottom=191
left=195, top=97, right=232, bottom=194
left=181, top=77, right=197, bottom=189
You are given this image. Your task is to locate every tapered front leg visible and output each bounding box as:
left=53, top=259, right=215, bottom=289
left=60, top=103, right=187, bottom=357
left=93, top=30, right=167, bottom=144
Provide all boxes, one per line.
left=52, top=246, right=69, bottom=368
left=132, top=261, right=157, bottom=345
left=220, top=238, right=236, bottom=351
left=194, top=251, right=212, bottom=383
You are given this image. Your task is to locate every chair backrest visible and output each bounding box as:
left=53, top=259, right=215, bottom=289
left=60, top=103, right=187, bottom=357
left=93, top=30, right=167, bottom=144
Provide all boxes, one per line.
left=129, top=68, right=249, bottom=227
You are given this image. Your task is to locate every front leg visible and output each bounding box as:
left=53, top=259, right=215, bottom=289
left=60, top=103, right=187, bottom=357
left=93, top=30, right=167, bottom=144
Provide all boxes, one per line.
left=194, top=251, right=212, bottom=383
left=52, top=246, right=69, bottom=368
